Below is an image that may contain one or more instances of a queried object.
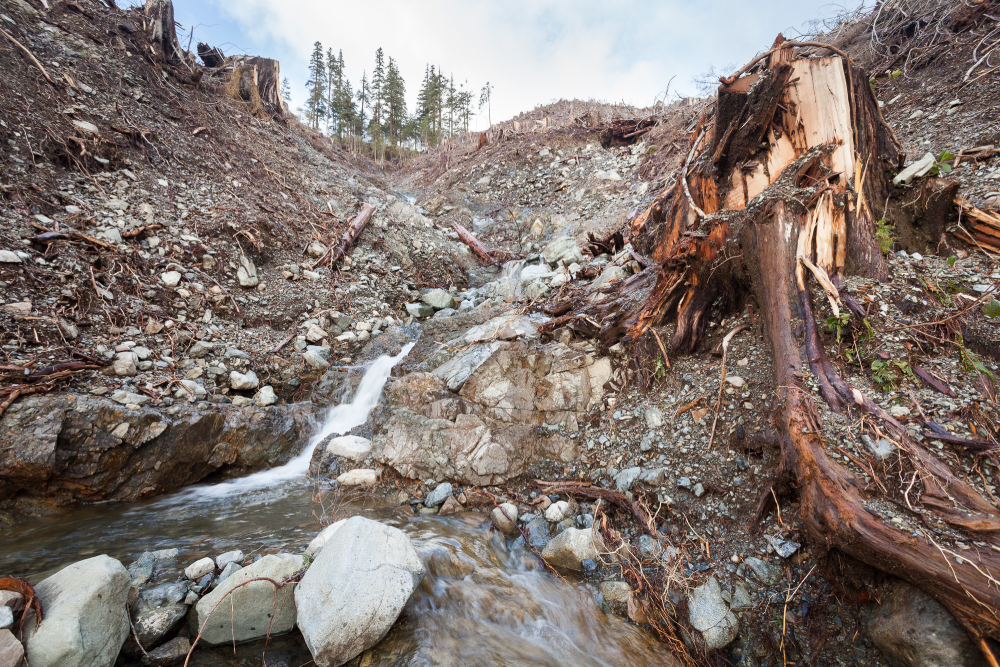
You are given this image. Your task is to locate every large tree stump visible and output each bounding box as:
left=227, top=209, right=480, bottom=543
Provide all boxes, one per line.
left=563, top=40, right=1000, bottom=648
left=143, top=0, right=183, bottom=66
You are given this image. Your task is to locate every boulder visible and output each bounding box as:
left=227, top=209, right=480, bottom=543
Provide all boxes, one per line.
left=0, top=394, right=313, bottom=507
left=544, top=500, right=570, bottom=522
left=542, top=237, right=585, bottom=265
left=0, top=629, right=24, bottom=667
left=421, top=289, right=455, bottom=310
left=491, top=503, right=519, bottom=537
left=405, top=302, right=434, bottom=318
left=304, top=519, right=346, bottom=558
left=130, top=581, right=189, bottom=650
left=424, top=482, right=453, bottom=507
left=23, top=555, right=131, bottom=667
left=295, top=517, right=425, bottom=667
left=254, top=386, right=277, bottom=406
left=688, top=577, right=739, bottom=650
left=323, top=435, right=372, bottom=462
left=336, top=468, right=378, bottom=486
left=190, top=553, right=304, bottom=646
left=868, top=581, right=981, bottom=667
left=215, top=550, right=244, bottom=569
left=144, top=637, right=189, bottom=666
left=229, top=370, right=259, bottom=390
left=185, top=557, right=214, bottom=581
left=541, top=527, right=601, bottom=570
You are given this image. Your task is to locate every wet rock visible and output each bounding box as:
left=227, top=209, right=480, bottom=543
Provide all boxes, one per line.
left=424, top=547, right=476, bottom=579
left=216, top=550, right=244, bottom=569
left=0, top=393, right=313, bottom=506
left=0, top=629, right=24, bottom=667
left=23, top=555, right=130, bottom=667
left=295, top=517, right=425, bottom=667
left=868, top=581, right=981, bottom=667
left=143, top=637, right=189, bottom=666
left=128, top=551, right=157, bottom=586
left=541, top=527, right=602, bottom=570
left=130, top=581, right=189, bottom=651
left=492, top=503, right=519, bottom=536
left=600, top=581, right=632, bottom=616
left=185, top=557, right=214, bottom=581
left=438, top=496, right=463, bottom=515
left=216, top=561, right=241, bottom=583
left=191, top=553, right=304, bottom=646
left=425, top=482, right=453, bottom=507
left=688, top=577, right=739, bottom=650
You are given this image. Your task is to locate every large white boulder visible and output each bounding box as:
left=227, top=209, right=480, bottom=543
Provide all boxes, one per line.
left=23, top=555, right=131, bottom=667
left=189, top=553, right=304, bottom=646
left=295, top=517, right=425, bottom=667
left=324, top=435, right=372, bottom=462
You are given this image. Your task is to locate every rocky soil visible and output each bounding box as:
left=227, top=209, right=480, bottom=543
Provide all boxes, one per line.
left=1, top=0, right=999, bottom=666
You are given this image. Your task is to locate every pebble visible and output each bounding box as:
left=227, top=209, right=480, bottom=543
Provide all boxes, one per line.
left=184, top=557, right=215, bottom=581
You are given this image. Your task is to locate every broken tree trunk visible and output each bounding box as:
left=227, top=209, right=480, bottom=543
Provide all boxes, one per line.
left=143, top=0, right=183, bottom=66
left=574, top=40, right=1000, bottom=646
left=197, top=43, right=225, bottom=68
left=225, top=58, right=285, bottom=120
left=314, top=203, right=376, bottom=271
left=454, top=223, right=497, bottom=265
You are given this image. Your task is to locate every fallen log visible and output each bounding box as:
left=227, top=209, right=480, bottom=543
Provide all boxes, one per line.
left=313, top=203, right=376, bottom=271
left=581, top=37, right=1000, bottom=650
left=454, top=223, right=497, bottom=265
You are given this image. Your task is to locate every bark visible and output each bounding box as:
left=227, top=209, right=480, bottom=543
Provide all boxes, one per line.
left=313, top=203, right=376, bottom=271
left=454, top=223, right=497, bottom=265
left=225, top=58, right=285, bottom=120
left=197, top=43, right=225, bottom=68
left=142, top=0, right=183, bottom=66
left=575, top=43, right=1000, bottom=644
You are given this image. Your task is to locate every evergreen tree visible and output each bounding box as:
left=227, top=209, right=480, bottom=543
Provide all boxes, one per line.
left=325, top=48, right=338, bottom=135
left=280, top=77, right=291, bottom=104
left=356, top=71, right=369, bottom=138
left=370, top=47, right=386, bottom=136
left=384, top=57, right=406, bottom=145
left=334, top=51, right=356, bottom=139
left=305, top=42, right=327, bottom=129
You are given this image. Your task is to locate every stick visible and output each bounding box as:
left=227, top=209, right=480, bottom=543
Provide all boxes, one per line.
left=707, top=324, right=748, bottom=450
left=0, top=27, right=57, bottom=87
left=313, top=203, right=376, bottom=270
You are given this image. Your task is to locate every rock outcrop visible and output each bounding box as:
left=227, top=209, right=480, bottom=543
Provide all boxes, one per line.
left=0, top=393, right=314, bottom=510
left=23, top=555, right=131, bottom=667
left=295, top=517, right=424, bottom=667
left=373, top=340, right=611, bottom=485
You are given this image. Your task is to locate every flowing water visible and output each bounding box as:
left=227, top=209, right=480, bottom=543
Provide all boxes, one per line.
left=0, top=344, right=679, bottom=666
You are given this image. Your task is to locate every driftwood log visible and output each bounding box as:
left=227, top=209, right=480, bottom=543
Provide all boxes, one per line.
left=551, top=40, right=1000, bottom=650
left=454, top=223, right=497, bottom=265
left=313, top=203, right=376, bottom=271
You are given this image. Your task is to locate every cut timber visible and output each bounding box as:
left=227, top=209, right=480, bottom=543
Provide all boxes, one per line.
left=560, top=38, right=1000, bottom=649
left=143, top=0, right=183, bottom=65
left=226, top=58, right=285, bottom=120
left=314, top=203, right=376, bottom=271
left=454, top=223, right=496, bottom=265
left=197, top=43, right=225, bottom=68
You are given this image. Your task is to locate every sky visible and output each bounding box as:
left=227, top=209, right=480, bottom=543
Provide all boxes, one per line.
left=164, top=0, right=865, bottom=130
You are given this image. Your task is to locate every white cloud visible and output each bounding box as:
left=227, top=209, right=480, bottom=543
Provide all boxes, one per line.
left=183, top=0, right=859, bottom=126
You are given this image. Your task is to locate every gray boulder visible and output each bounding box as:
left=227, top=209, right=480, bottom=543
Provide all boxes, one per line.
left=0, top=629, right=24, bottom=667
left=868, top=581, right=982, bottom=667
left=421, top=289, right=455, bottom=310
left=190, top=553, right=304, bottom=646
left=130, top=581, right=189, bottom=650
left=541, top=527, right=601, bottom=570
left=23, top=555, right=131, bottom=667
left=688, top=577, right=739, bottom=650
left=405, top=302, right=434, bottom=318
left=295, top=517, right=425, bottom=667
left=425, top=482, right=453, bottom=507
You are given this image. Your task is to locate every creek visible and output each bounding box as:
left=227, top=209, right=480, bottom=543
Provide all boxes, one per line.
left=0, top=344, right=678, bottom=666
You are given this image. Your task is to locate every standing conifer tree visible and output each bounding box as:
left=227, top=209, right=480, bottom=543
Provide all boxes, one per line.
left=306, top=42, right=326, bottom=129
left=479, top=82, right=493, bottom=129
left=356, top=71, right=369, bottom=140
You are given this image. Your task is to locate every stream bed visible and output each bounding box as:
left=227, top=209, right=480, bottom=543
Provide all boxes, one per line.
left=0, top=345, right=680, bottom=667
